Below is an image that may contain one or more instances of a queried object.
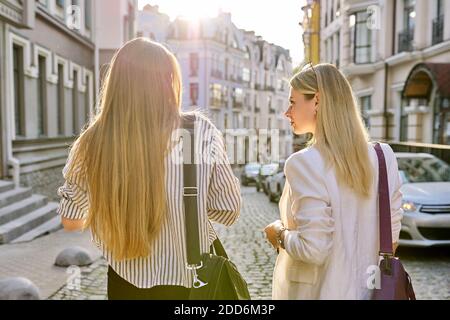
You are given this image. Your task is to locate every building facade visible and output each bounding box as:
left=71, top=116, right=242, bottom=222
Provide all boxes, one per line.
left=301, top=0, right=321, bottom=65
left=319, top=0, right=450, bottom=145
left=138, top=6, right=294, bottom=163
left=0, top=0, right=95, bottom=200
left=0, top=0, right=137, bottom=200
left=95, top=0, right=138, bottom=85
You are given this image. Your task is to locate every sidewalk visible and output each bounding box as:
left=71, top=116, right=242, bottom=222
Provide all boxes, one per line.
left=0, top=228, right=102, bottom=299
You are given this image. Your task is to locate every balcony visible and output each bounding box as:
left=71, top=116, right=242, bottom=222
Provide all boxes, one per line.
left=254, top=107, right=261, bottom=113
left=432, top=15, right=444, bottom=46
left=269, top=107, right=276, bottom=114
left=209, top=97, right=227, bottom=108
left=265, top=85, right=276, bottom=92
left=232, top=99, right=244, bottom=109
left=255, top=83, right=263, bottom=90
left=398, top=28, right=414, bottom=53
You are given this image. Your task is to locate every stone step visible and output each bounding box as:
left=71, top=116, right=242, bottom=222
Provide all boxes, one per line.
left=11, top=214, right=62, bottom=244
left=0, top=181, right=15, bottom=194
left=0, top=195, right=48, bottom=225
left=0, top=203, right=59, bottom=244
left=0, top=188, right=33, bottom=210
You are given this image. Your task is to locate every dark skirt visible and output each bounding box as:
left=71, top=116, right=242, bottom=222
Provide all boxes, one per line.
left=107, top=266, right=190, bottom=300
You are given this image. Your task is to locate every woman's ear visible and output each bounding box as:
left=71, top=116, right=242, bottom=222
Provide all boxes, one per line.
left=315, top=93, right=320, bottom=106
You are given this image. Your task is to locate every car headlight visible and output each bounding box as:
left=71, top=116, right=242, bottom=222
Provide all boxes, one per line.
left=402, top=201, right=418, bottom=213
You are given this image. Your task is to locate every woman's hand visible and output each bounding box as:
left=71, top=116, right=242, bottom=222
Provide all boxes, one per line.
left=264, top=220, right=284, bottom=249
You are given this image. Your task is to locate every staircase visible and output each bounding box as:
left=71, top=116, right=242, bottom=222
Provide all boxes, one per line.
left=0, top=180, right=61, bottom=245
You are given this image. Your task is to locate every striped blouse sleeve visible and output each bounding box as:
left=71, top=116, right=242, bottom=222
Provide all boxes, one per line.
left=56, top=148, right=89, bottom=220
left=206, top=128, right=241, bottom=226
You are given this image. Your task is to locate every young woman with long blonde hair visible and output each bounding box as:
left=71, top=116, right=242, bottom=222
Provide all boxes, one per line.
left=57, top=38, right=241, bottom=300
left=264, top=63, right=404, bottom=299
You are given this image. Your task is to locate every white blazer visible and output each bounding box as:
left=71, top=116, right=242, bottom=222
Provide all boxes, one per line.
left=272, top=143, right=403, bottom=300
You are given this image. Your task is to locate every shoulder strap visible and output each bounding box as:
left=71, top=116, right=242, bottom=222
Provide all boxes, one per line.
left=374, top=143, right=394, bottom=256
left=182, top=114, right=202, bottom=266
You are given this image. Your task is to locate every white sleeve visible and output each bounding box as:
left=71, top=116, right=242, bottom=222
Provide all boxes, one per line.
left=283, top=154, right=334, bottom=266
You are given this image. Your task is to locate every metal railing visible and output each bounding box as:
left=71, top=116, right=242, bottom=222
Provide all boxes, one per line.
left=387, top=141, right=450, bottom=164
left=432, top=15, right=444, bottom=45
left=398, top=28, right=414, bottom=53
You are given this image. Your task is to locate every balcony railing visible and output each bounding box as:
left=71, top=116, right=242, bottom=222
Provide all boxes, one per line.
left=254, top=107, right=261, bottom=113
left=432, top=15, right=444, bottom=46
left=269, top=107, right=276, bottom=114
left=255, top=84, right=262, bottom=90
left=210, top=97, right=227, bottom=108
left=398, top=28, right=414, bottom=53
left=232, top=100, right=243, bottom=109
left=265, top=85, right=276, bottom=92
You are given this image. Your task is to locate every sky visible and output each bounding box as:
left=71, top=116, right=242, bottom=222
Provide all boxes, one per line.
left=138, top=0, right=305, bottom=67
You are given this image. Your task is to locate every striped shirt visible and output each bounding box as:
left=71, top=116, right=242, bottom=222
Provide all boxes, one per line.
left=56, top=114, right=241, bottom=289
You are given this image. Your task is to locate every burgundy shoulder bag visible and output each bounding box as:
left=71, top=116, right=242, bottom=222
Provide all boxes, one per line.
left=372, top=143, right=416, bottom=300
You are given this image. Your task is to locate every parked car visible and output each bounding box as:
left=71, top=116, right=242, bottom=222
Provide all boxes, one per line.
left=267, top=171, right=286, bottom=203
left=241, top=163, right=261, bottom=186
left=256, top=163, right=279, bottom=193
left=396, top=153, right=450, bottom=247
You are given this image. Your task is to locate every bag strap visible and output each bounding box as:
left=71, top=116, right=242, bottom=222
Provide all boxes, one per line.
left=182, top=114, right=202, bottom=266
left=374, top=143, right=394, bottom=256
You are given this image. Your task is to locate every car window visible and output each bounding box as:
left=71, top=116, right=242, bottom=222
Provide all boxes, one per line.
left=397, top=157, right=450, bottom=183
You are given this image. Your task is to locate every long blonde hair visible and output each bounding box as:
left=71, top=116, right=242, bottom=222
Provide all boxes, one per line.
left=66, top=38, right=182, bottom=260
left=290, top=63, right=373, bottom=197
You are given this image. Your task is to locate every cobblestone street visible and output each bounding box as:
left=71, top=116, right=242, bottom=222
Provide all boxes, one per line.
left=49, top=186, right=450, bottom=300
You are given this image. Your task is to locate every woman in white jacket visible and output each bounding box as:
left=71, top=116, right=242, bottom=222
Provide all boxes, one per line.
left=264, top=63, right=404, bottom=300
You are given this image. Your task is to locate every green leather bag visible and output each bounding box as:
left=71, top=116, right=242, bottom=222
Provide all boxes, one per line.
left=182, top=115, right=251, bottom=300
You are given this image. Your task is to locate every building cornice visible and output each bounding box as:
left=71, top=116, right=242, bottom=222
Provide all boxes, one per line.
left=342, top=61, right=385, bottom=77
left=36, top=6, right=94, bottom=51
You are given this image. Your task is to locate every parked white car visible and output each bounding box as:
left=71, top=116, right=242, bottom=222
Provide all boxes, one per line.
left=396, top=153, right=450, bottom=247
left=267, top=172, right=286, bottom=203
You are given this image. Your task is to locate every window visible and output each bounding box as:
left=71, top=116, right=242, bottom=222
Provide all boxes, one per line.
left=233, top=112, right=240, bottom=128
left=242, top=68, right=250, bottom=82
left=210, top=83, right=224, bottom=107
left=57, top=64, right=65, bottom=135
left=189, top=53, right=199, bottom=77
left=85, top=76, right=90, bottom=123
left=38, top=56, right=47, bottom=136
left=437, top=0, right=444, bottom=17
left=232, top=88, right=244, bottom=108
left=85, top=0, right=92, bottom=30
left=190, top=83, right=199, bottom=105
left=432, top=0, right=444, bottom=45
left=330, top=0, right=334, bottom=22
left=398, top=0, right=415, bottom=52
left=403, top=0, right=416, bottom=31
left=277, top=79, right=284, bottom=91
left=73, top=70, right=79, bottom=135
left=360, top=95, right=372, bottom=128
left=13, top=45, right=25, bottom=137
left=56, top=0, right=65, bottom=8
left=353, top=11, right=372, bottom=63
left=335, top=32, right=340, bottom=67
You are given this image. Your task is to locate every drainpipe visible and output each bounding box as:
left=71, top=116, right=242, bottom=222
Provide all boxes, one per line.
left=384, top=0, right=397, bottom=141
